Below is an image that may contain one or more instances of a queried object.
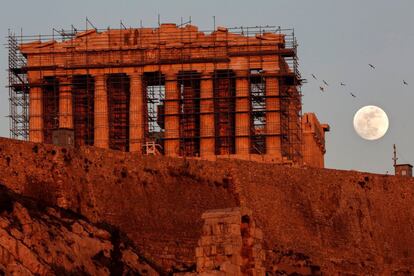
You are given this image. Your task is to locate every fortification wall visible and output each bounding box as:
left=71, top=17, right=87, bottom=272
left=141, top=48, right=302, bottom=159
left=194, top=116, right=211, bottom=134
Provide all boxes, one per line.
left=0, top=137, right=413, bottom=274
left=0, top=138, right=239, bottom=271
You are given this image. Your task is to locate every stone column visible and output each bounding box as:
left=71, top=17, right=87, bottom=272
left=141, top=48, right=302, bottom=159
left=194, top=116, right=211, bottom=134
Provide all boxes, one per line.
left=164, top=72, right=180, bottom=156
left=235, top=70, right=250, bottom=155
left=200, top=72, right=215, bottom=157
left=94, top=74, right=109, bottom=149
left=265, top=72, right=282, bottom=159
left=129, top=72, right=144, bottom=153
left=29, top=82, right=43, bottom=143
left=58, top=77, right=73, bottom=129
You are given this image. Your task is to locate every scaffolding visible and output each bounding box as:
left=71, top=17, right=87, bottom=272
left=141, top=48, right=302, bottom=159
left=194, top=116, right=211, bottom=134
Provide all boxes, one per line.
left=7, top=23, right=304, bottom=164
left=7, top=30, right=29, bottom=140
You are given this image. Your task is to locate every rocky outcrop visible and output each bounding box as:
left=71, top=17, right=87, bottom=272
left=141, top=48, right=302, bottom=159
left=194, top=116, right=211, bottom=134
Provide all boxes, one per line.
left=0, top=184, right=160, bottom=275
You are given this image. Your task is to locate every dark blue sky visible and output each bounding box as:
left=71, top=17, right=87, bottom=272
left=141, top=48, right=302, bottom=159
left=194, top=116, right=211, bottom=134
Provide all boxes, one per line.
left=1, top=0, right=413, bottom=173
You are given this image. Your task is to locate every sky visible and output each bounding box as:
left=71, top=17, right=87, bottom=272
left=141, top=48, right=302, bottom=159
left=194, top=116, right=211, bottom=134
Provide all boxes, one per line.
left=0, top=0, right=413, bottom=174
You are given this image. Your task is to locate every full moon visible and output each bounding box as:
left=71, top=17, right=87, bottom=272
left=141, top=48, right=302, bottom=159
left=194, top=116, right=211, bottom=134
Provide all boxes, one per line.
left=353, top=105, right=389, bottom=140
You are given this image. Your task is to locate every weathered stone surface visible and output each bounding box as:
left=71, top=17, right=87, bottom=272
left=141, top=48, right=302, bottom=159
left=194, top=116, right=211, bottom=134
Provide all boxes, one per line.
left=0, top=184, right=160, bottom=275
left=195, top=207, right=265, bottom=276
left=0, top=137, right=413, bottom=274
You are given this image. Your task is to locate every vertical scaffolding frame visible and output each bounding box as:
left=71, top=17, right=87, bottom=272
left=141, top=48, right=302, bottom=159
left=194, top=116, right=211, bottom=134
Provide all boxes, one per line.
left=7, top=30, right=29, bottom=140
left=143, top=71, right=166, bottom=152
left=178, top=71, right=201, bottom=157
left=250, top=70, right=266, bottom=154
left=72, top=75, right=95, bottom=146
left=107, top=73, right=130, bottom=152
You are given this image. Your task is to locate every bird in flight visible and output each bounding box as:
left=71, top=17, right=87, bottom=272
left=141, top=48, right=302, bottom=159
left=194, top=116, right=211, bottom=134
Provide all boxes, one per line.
left=340, top=82, right=346, bottom=86
left=311, top=74, right=317, bottom=80
left=369, top=64, right=375, bottom=69
left=350, top=92, right=356, bottom=98
left=323, top=80, right=329, bottom=86
left=403, top=80, right=408, bottom=85
left=319, top=86, right=325, bottom=92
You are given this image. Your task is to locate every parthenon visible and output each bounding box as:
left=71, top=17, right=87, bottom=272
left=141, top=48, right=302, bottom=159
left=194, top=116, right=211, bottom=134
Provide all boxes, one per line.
left=9, top=23, right=329, bottom=167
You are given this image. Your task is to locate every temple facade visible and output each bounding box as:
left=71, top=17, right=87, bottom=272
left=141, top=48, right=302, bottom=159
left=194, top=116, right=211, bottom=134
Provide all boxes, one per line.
left=16, top=23, right=328, bottom=167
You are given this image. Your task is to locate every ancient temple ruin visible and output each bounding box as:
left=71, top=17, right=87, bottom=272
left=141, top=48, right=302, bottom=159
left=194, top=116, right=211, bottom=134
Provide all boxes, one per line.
left=8, top=23, right=328, bottom=167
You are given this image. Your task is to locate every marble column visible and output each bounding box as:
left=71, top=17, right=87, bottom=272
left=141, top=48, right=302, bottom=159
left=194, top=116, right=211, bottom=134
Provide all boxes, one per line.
left=235, top=70, right=250, bottom=155
left=94, top=74, right=109, bottom=149
left=200, top=72, right=215, bottom=157
left=265, top=72, right=282, bottom=159
left=29, top=81, right=43, bottom=143
left=58, top=76, right=73, bottom=129
left=129, top=72, right=144, bottom=153
left=164, top=72, right=180, bottom=156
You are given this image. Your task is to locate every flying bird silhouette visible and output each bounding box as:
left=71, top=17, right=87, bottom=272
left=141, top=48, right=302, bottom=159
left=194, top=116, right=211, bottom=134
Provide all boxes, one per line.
left=403, top=80, right=408, bottom=85
left=350, top=93, right=356, bottom=98
left=369, top=64, right=375, bottom=69
left=323, top=80, right=328, bottom=86
left=311, top=74, right=317, bottom=80
left=340, top=82, right=346, bottom=86
left=319, top=86, right=325, bottom=92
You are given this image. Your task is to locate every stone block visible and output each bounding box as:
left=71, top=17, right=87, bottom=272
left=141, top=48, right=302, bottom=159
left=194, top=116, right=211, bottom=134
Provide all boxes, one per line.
left=228, top=224, right=240, bottom=235
left=224, top=244, right=235, bottom=256
left=228, top=236, right=243, bottom=246
left=203, top=246, right=211, bottom=256
left=200, top=236, right=213, bottom=246
left=246, top=237, right=254, bottom=246
left=252, top=248, right=260, bottom=258
left=221, top=216, right=241, bottom=225
left=255, top=257, right=265, bottom=266
left=210, top=245, right=217, bottom=255
left=202, top=224, right=212, bottom=235
left=214, top=254, right=225, bottom=264
left=204, top=258, right=214, bottom=269
left=196, top=257, right=205, bottom=269
left=198, top=272, right=226, bottom=276
left=216, top=245, right=224, bottom=255
left=195, top=247, right=204, bottom=258
left=201, top=207, right=242, bottom=220
left=220, top=262, right=240, bottom=275
left=212, top=223, right=224, bottom=235
left=231, top=254, right=243, bottom=266
left=255, top=268, right=266, bottom=276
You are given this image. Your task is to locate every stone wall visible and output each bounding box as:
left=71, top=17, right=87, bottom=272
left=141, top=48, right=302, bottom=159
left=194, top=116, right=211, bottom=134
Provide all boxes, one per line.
left=0, top=137, right=413, bottom=274
left=0, top=138, right=239, bottom=272
left=302, top=113, right=329, bottom=168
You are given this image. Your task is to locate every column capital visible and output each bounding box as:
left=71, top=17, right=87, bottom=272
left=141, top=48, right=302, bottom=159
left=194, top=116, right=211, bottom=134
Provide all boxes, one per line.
left=57, top=75, right=72, bottom=81
left=164, top=71, right=178, bottom=81
left=93, top=74, right=107, bottom=82
left=58, top=76, right=72, bottom=90
left=262, top=70, right=279, bottom=77
left=234, top=70, right=250, bottom=78
left=129, top=73, right=143, bottom=82
left=200, top=71, right=214, bottom=80
left=129, top=70, right=143, bottom=77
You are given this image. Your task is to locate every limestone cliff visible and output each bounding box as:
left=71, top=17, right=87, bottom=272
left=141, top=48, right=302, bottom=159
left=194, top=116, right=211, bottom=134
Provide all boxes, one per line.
left=0, top=184, right=160, bottom=275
